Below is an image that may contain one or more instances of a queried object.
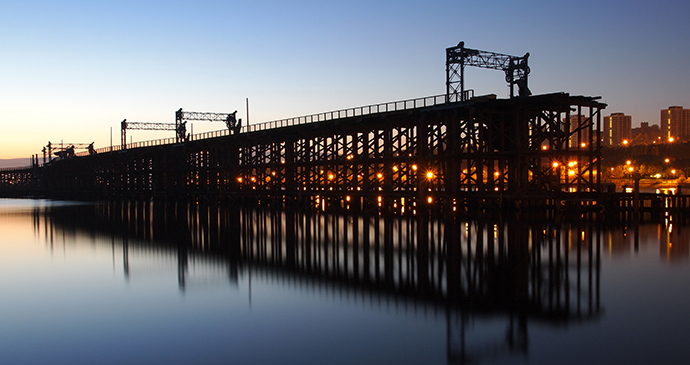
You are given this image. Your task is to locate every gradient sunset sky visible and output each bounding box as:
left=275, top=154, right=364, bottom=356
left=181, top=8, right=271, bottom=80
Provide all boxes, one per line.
left=2, top=0, right=689, bottom=159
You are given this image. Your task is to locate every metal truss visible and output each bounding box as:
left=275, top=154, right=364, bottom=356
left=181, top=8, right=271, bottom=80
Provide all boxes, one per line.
left=176, top=109, right=241, bottom=142
left=120, top=119, right=178, bottom=149
left=446, top=41, right=531, bottom=102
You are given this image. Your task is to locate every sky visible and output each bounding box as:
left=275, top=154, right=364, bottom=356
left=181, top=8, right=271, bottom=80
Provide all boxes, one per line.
left=1, top=0, right=689, bottom=160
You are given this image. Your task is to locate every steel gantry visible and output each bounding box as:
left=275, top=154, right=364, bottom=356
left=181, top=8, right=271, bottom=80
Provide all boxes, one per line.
left=44, top=141, right=97, bottom=162
left=120, top=119, right=178, bottom=148
left=120, top=109, right=242, bottom=148
left=175, top=109, right=242, bottom=142
left=446, top=41, right=531, bottom=102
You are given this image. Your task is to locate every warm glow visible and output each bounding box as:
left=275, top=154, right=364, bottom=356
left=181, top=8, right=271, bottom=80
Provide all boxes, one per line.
left=250, top=176, right=256, bottom=182
left=328, top=173, right=335, bottom=180
left=665, top=158, right=670, bottom=163
left=552, top=161, right=559, bottom=168
left=346, top=195, right=351, bottom=202
left=672, top=169, right=676, bottom=175
left=377, top=172, right=383, bottom=179
left=669, top=137, right=675, bottom=143
left=628, top=167, right=634, bottom=172
left=426, top=171, right=435, bottom=179
left=626, top=160, right=631, bottom=165
left=392, top=165, right=398, bottom=172
left=494, top=171, right=500, bottom=177
left=237, top=177, right=243, bottom=183
left=411, top=164, right=418, bottom=171
left=580, top=142, right=586, bottom=148
left=427, top=196, right=433, bottom=204
left=568, top=170, right=575, bottom=176
left=541, top=145, right=548, bottom=150
left=568, top=161, right=577, bottom=167
left=622, top=139, right=629, bottom=145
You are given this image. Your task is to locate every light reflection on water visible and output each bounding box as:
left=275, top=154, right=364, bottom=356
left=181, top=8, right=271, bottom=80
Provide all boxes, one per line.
left=0, top=198, right=689, bottom=364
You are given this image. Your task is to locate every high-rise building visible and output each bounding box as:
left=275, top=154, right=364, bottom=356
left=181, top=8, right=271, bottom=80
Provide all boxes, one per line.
left=660, top=106, right=690, bottom=142
left=568, top=115, right=592, bottom=148
left=603, top=113, right=632, bottom=146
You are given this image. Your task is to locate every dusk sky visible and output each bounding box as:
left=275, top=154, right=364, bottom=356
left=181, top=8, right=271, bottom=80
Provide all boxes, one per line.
left=2, top=0, right=689, bottom=160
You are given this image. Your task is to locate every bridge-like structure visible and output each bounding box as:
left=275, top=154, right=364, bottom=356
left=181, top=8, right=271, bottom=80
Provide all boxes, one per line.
left=1, top=92, right=612, bottom=215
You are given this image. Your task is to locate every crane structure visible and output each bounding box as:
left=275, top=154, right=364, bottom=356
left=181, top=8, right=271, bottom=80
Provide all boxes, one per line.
left=175, top=109, right=242, bottom=142
left=446, top=41, right=531, bottom=102
left=120, top=119, right=178, bottom=148
left=120, top=109, right=242, bottom=149
left=44, top=141, right=96, bottom=162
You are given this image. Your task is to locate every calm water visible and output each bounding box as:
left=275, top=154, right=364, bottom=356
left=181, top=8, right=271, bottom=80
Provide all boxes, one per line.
left=1, top=198, right=689, bottom=364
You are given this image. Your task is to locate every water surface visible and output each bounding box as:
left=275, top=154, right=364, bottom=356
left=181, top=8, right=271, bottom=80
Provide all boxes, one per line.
left=0, top=199, right=688, bottom=364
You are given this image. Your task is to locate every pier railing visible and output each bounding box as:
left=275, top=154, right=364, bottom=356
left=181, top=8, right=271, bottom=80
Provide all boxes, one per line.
left=242, top=94, right=447, bottom=133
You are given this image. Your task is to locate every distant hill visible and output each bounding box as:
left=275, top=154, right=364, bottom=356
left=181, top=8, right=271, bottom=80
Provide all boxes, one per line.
left=0, top=158, right=31, bottom=169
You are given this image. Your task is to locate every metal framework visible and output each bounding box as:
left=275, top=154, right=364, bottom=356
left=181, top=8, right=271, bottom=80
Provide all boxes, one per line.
left=44, top=141, right=97, bottom=162
left=120, top=109, right=242, bottom=148
left=175, top=109, right=241, bottom=142
left=120, top=119, right=178, bottom=148
left=446, top=41, right=530, bottom=102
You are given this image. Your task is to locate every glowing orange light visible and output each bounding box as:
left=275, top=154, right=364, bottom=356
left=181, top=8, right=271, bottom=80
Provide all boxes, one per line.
left=427, top=196, right=433, bottom=204
left=237, top=177, right=243, bottom=183
left=328, top=173, right=335, bottom=180
left=426, top=171, right=435, bottom=179
left=665, top=158, right=670, bottom=163
left=669, top=137, right=675, bottom=143
left=622, top=139, right=629, bottom=145
left=411, top=164, right=418, bottom=171
left=392, top=165, right=398, bottom=172
left=377, top=173, right=383, bottom=179
left=542, top=145, right=548, bottom=150
left=552, top=162, right=559, bottom=168
left=581, top=142, right=586, bottom=148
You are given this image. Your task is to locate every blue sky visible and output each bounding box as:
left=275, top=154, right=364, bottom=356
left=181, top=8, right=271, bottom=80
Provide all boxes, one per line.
left=2, top=0, right=689, bottom=159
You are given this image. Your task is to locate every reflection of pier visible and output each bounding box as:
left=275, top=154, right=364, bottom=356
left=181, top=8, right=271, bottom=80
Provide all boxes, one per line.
left=35, top=201, right=602, bottom=364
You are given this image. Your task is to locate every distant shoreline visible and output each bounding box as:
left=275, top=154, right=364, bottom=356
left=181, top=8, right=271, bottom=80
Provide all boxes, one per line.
left=0, top=158, right=31, bottom=169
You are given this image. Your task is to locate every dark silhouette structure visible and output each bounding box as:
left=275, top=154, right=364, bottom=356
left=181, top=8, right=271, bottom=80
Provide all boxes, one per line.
left=2, top=93, right=607, bottom=212
left=446, top=41, right=531, bottom=102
